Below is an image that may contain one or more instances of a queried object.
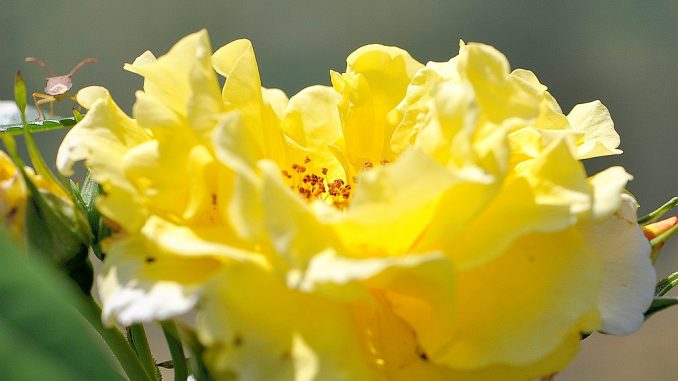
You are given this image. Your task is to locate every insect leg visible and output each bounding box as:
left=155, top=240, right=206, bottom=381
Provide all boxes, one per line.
left=32, top=93, right=56, bottom=120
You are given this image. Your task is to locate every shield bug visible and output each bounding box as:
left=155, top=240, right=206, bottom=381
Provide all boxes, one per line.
left=24, top=57, right=97, bottom=119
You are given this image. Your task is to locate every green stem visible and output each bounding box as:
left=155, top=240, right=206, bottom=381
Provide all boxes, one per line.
left=127, top=324, right=160, bottom=381
left=79, top=299, right=153, bottom=381
left=176, top=322, right=212, bottom=381
left=161, top=321, right=189, bottom=381
left=655, top=271, right=678, bottom=296
left=638, top=197, right=678, bottom=225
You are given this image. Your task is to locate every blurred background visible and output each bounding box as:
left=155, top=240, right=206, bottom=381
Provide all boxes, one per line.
left=1, top=1, right=677, bottom=379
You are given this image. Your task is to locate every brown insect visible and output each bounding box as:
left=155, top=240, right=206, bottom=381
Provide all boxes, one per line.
left=24, top=57, right=97, bottom=119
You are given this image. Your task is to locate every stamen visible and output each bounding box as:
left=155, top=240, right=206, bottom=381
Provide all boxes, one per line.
left=281, top=157, right=391, bottom=209
left=282, top=159, right=352, bottom=209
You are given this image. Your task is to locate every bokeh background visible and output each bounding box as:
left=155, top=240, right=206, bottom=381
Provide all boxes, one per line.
left=2, top=1, right=677, bottom=379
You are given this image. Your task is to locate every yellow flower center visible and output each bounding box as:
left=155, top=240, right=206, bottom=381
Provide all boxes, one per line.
left=282, top=156, right=353, bottom=209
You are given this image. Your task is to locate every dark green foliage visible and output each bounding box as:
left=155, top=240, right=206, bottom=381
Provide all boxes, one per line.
left=0, top=232, right=124, bottom=381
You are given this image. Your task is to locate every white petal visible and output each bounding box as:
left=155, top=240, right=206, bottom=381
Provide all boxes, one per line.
left=582, top=194, right=656, bottom=335
left=588, top=166, right=632, bottom=219
left=98, top=259, right=200, bottom=326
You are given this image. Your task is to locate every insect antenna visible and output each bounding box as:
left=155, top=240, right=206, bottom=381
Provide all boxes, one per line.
left=67, top=58, right=98, bottom=77
left=24, top=57, right=56, bottom=77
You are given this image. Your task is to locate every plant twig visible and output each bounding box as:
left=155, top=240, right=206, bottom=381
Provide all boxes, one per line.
left=79, top=299, right=153, bottom=381
left=162, top=321, right=189, bottom=381
left=126, top=324, right=160, bottom=381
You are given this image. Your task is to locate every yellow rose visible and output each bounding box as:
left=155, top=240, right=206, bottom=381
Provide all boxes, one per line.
left=57, top=30, right=657, bottom=379
left=204, top=41, right=655, bottom=380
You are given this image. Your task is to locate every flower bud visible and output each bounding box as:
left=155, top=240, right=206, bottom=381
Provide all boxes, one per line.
left=21, top=166, right=92, bottom=293
left=643, top=216, right=678, bottom=260
left=0, top=140, right=92, bottom=293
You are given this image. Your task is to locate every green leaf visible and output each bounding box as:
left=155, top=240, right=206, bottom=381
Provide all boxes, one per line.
left=79, top=172, right=101, bottom=238
left=0, top=117, right=77, bottom=135
left=656, top=272, right=678, bottom=296
left=14, top=71, right=27, bottom=120
left=0, top=232, right=124, bottom=381
left=78, top=173, right=109, bottom=260
left=644, top=296, right=678, bottom=320
left=73, top=108, right=85, bottom=122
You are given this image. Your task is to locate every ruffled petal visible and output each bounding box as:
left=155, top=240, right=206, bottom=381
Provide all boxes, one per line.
left=567, top=100, right=622, bottom=159
left=332, top=44, right=423, bottom=166
left=437, top=228, right=600, bottom=368
left=441, top=139, right=590, bottom=269
left=124, top=30, right=213, bottom=116
left=335, top=148, right=455, bottom=258
left=198, top=262, right=377, bottom=381
left=56, top=86, right=150, bottom=231
left=458, top=43, right=540, bottom=122
left=212, top=39, right=287, bottom=166
left=99, top=216, right=260, bottom=325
